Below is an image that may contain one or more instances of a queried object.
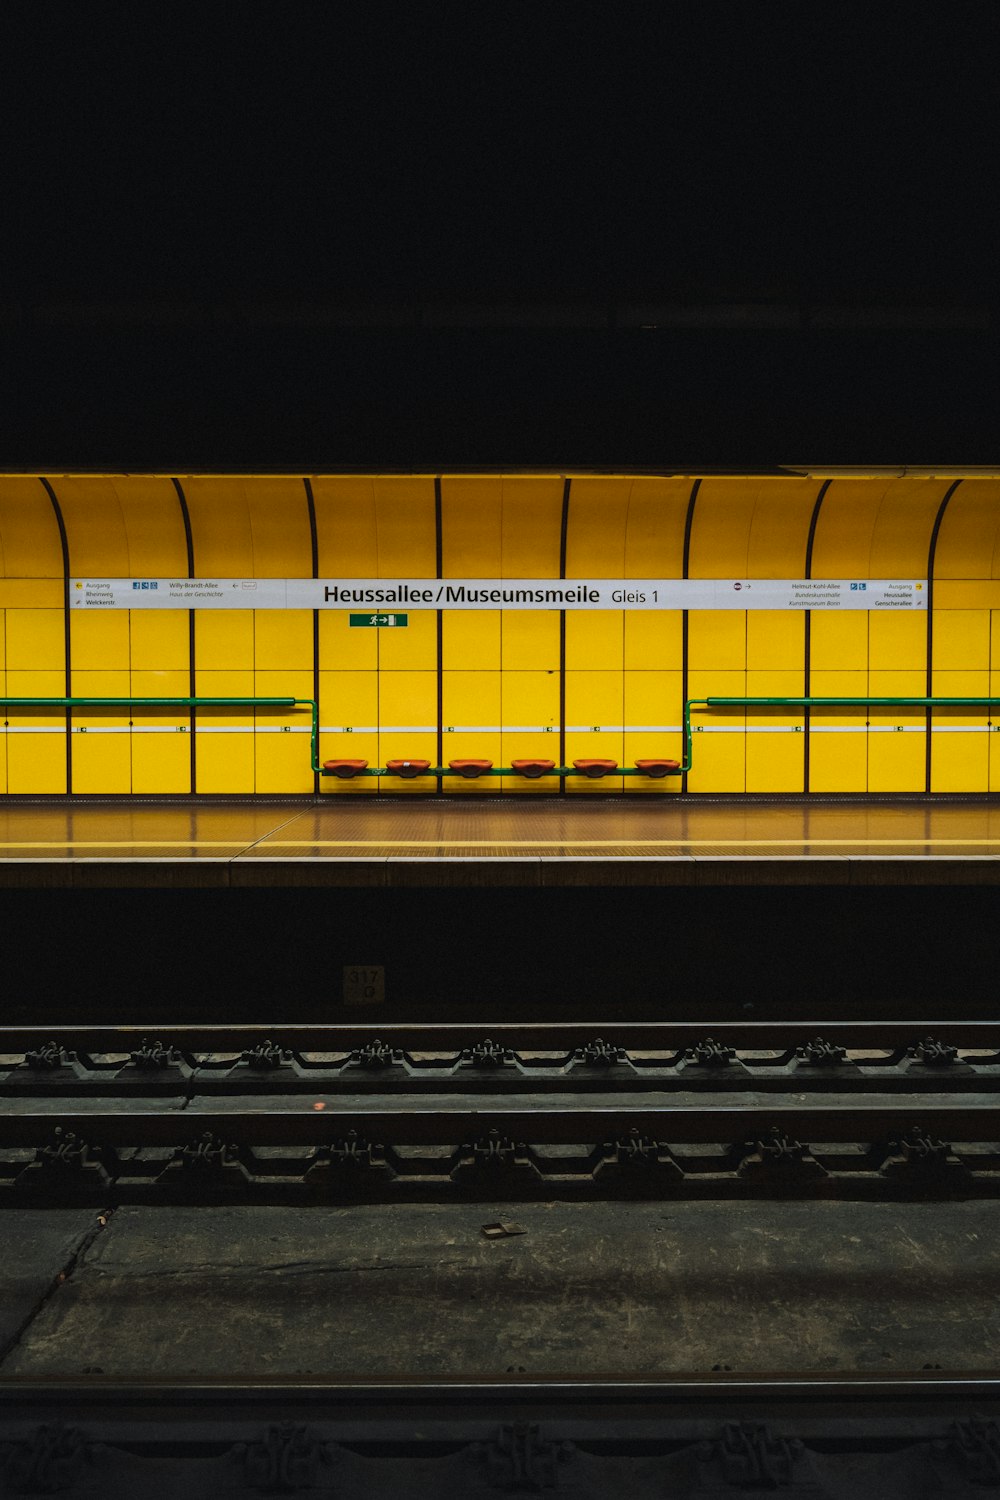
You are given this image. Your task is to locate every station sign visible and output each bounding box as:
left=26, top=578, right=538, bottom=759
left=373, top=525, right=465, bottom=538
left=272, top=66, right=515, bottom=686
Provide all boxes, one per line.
left=71, top=578, right=927, bottom=611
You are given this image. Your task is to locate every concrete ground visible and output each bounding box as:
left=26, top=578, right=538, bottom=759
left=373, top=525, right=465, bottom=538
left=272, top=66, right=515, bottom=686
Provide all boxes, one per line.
left=2, top=1198, right=997, bottom=1377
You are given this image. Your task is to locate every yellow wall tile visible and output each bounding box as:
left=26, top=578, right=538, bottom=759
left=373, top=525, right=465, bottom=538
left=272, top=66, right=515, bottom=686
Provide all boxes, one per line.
left=254, top=610, right=313, bottom=669
left=809, top=612, right=868, bottom=671
left=129, top=611, right=189, bottom=670
left=7, top=732, right=66, bottom=793
left=130, top=671, right=189, bottom=728
left=746, top=734, right=804, bottom=793
left=72, top=732, right=131, bottom=793
left=0, top=580, right=63, bottom=608
left=197, top=735, right=254, bottom=793
left=868, top=611, right=926, bottom=670
left=747, top=611, right=804, bottom=670
left=70, top=671, right=130, bottom=725
left=866, top=669, right=927, bottom=792
left=565, top=611, right=623, bottom=670
left=687, top=612, right=746, bottom=668
left=443, top=670, right=501, bottom=730
left=935, top=582, right=1000, bottom=609
left=501, top=612, right=559, bottom=670
left=320, top=670, right=378, bottom=732
left=501, top=671, right=559, bottom=730
left=624, top=670, right=682, bottom=729
left=746, top=671, right=807, bottom=725
left=193, top=669, right=255, bottom=707
left=6, top=610, right=64, bottom=670
left=379, top=673, right=436, bottom=736
left=71, top=611, right=130, bottom=670
left=319, top=610, right=378, bottom=670
left=255, top=734, right=314, bottom=793
left=933, top=610, right=989, bottom=670
left=378, top=610, right=436, bottom=670
left=808, top=734, right=867, bottom=793
left=686, top=731, right=745, bottom=793
left=195, top=611, right=254, bottom=669
left=442, top=611, right=500, bottom=670
left=131, top=733, right=192, bottom=794
left=624, top=612, right=682, bottom=670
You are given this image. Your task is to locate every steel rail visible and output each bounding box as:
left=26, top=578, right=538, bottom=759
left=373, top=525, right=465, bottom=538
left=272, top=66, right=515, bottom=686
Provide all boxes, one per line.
left=3, top=1371, right=1000, bottom=1406
left=3, top=1021, right=999, bottom=1052
left=1, top=1101, right=998, bottom=1146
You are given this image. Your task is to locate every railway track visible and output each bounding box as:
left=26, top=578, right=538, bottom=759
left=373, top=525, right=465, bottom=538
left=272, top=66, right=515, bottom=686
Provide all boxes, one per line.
left=2, top=1022, right=999, bottom=1202
left=3, top=1024, right=999, bottom=1490
left=2, top=1372, right=1000, bottom=1496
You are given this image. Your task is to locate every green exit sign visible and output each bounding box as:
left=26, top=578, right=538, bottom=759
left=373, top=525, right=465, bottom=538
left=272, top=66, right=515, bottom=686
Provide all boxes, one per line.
left=349, top=613, right=409, bottom=628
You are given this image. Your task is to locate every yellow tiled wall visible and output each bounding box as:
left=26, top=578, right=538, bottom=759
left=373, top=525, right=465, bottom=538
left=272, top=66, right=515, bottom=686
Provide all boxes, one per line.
left=0, top=473, right=997, bottom=794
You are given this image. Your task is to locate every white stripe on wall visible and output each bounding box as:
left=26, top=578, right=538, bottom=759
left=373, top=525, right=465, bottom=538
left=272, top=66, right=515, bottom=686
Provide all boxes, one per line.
left=1, top=724, right=995, bottom=736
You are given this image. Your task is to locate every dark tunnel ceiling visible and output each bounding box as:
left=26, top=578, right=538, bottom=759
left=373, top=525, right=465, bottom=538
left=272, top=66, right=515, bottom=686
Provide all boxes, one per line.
left=1, top=299, right=992, bottom=331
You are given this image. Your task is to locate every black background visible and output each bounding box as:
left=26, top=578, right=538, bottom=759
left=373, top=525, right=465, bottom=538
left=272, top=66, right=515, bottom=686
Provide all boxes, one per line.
left=1, top=4, right=997, bottom=471
left=5, top=885, right=996, bottom=1024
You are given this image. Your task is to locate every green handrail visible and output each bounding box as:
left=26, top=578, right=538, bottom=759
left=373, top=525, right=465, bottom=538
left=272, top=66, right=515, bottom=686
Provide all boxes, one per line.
left=352, top=695, right=1000, bottom=779
left=6, top=694, right=997, bottom=785
left=0, top=697, right=321, bottom=774
left=681, top=696, right=1000, bottom=775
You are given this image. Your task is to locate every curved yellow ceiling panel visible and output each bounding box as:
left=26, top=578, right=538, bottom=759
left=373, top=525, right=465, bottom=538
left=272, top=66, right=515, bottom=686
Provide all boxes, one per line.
left=44, top=475, right=129, bottom=576
left=809, top=478, right=891, bottom=578
left=623, top=475, right=691, bottom=579
left=312, top=475, right=378, bottom=577
left=746, top=476, right=818, bottom=578
left=440, top=475, right=502, bottom=576
left=927, top=480, right=1000, bottom=587
left=372, top=476, right=436, bottom=577
left=245, top=476, right=313, bottom=578
left=181, top=476, right=254, bottom=576
left=108, top=476, right=189, bottom=577
left=564, top=475, right=632, bottom=577
left=0, top=477, right=62, bottom=578
left=686, top=476, right=761, bottom=578
left=499, top=475, right=564, bottom=578
left=869, top=475, right=951, bottom=578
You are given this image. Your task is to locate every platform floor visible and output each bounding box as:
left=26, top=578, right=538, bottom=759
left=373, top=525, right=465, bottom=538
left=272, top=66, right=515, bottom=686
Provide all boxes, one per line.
left=1, top=798, right=1000, bottom=886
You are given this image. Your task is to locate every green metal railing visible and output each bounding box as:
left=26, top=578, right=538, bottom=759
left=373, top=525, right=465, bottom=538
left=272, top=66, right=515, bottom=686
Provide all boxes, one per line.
left=5, top=694, right=998, bottom=785
left=341, top=696, right=1000, bottom=779
left=681, top=696, right=1000, bottom=775
left=0, top=697, right=320, bottom=773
